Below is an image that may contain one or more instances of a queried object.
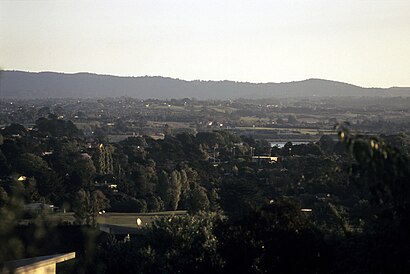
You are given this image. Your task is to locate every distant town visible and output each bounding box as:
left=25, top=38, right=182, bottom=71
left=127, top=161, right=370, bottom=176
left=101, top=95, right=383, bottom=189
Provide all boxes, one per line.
left=2, top=96, right=409, bottom=142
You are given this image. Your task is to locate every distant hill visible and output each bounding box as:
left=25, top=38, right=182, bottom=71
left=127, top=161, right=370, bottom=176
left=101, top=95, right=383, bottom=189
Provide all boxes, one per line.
left=0, top=70, right=409, bottom=99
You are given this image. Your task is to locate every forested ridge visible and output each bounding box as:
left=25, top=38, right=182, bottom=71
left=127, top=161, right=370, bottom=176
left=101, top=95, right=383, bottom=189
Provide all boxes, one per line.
left=3, top=70, right=410, bottom=99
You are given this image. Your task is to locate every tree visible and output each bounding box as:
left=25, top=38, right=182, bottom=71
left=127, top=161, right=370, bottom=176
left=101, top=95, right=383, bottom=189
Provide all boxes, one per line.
left=287, top=114, right=298, bottom=124
left=195, top=132, right=225, bottom=147
left=0, top=193, right=25, bottom=262
left=164, top=124, right=173, bottom=136
left=98, top=212, right=224, bottom=274
left=338, top=127, right=410, bottom=209
left=73, top=189, right=109, bottom=227
left=1, top=123, right=26, bottom=137
left=36, top=106, right=51, bottom=117
left=318, top=135, right=336, bottom=152
left=217, top=199, right=327, bottom=273
left=283, top=141, right=293, bottom=156
left=0, top=186, right=8, bottom=208
left=292, top=143, right=322, bottom=156
left=56, top=150, right=97, bottom=194
left=14, top=153, right=61, bottom=201
left=169, top=170, right=182, bottom=210
left=36, top=116, right=82, bottom=138
left=157, top=171, right=169, bottom=208
left=97, top=144, right=114, bottom=174
left=157, top=170, right=182, bottom=210
left=187, top=185, right=210, bottom=212
left=0, top=149, right=9, bottom=175
left=331, top=125, right=410, bottom=273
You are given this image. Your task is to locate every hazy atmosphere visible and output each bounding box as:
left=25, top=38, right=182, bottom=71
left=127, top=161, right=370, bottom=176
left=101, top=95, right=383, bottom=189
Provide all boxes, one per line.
left=1, top=0, right=410, bottom=87
left=1, top=2, right=410, bottom=274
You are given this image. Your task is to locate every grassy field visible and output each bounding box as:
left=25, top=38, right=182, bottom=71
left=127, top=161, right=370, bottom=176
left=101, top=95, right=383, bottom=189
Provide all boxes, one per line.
left=40, top=210, right=188, bottom=228
left=207, top=105, right=238, bottom=113
left=149, top=105, right=186, bottom=111
left=98, top=210, right=187, bottom=228
left=147, top=121, right=192, bottom=129
left=235, top=126, right=334, bottom=134
left=43, top=212, right=76, bottom=224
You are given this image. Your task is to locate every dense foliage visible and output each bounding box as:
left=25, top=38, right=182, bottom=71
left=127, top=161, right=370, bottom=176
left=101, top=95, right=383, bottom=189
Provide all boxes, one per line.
left=1, top=118, right=410, bottom=273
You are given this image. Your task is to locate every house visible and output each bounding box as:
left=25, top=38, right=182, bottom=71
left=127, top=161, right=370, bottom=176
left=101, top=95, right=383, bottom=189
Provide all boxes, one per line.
left=17, top=176, right=27, bottom=181
left=252, top=156, right=279, bottom=164
left=80, top=152, right=92, bottom=159
left=2, top=252, right=75, bottom=274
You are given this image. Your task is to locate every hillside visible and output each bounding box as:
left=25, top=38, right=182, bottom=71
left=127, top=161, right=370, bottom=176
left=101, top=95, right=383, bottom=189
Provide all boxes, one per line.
left=1, top=70, right=409, bottom=99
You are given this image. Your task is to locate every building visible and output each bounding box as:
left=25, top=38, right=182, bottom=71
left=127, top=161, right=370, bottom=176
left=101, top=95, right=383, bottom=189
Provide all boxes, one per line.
left=252, top=156, right=279, bottom=164
left=2, top=252, right=75, bottom=274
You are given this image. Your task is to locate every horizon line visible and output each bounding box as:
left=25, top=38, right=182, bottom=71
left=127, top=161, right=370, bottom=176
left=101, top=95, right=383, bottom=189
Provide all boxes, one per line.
left=1, top=69, right=407, bottom=89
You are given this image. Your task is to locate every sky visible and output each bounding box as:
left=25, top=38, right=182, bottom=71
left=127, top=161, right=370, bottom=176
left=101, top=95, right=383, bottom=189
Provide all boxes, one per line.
left=1, top=0, right=410, bottom=88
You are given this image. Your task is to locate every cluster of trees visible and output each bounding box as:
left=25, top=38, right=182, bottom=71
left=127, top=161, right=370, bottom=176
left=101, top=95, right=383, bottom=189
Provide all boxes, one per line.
left=96, top=128, right=410, bottom=273
left=97, top=200, right=328, bottom=273
left=0, top=117, right=249, bottom=217
left=1, top=115, right=410, bottom=272
left=0, top=116, right=105, bottom=226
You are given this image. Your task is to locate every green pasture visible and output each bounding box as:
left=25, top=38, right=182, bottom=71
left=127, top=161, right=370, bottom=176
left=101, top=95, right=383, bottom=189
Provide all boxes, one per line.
left=235, top=126, right=334, bottom=135
left=30, top=210, right=188, bottom=228
left=98, top=211, right=187, bottom=228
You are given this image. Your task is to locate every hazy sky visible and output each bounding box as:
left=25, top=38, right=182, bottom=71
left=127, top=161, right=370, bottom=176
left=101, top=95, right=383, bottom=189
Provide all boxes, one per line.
left=1, top=0, right=410, bottom=87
